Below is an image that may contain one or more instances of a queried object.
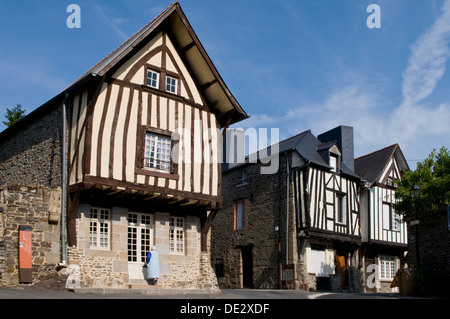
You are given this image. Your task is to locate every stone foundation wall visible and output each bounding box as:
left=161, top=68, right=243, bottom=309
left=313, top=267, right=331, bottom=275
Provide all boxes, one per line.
left=0, top=183, right=64, bottom=287
left=68, top=203, right=218, bottom=289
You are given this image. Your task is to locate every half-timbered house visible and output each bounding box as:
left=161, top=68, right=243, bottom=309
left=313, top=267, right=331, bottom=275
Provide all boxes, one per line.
left=0, top=2, right=247, bottom=289
left=211, top=126, right=365, bottom=291
left=355, top=144, right=409, bottom=292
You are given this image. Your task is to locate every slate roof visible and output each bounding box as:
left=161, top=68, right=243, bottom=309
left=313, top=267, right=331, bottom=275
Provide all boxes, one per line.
left=354, top=144, right=409, bottom=185
left=225, top=129, right=361, bottom=179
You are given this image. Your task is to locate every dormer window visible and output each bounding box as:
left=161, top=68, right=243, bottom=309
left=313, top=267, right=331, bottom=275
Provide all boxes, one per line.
left=330, top=155, right=338, bottom=172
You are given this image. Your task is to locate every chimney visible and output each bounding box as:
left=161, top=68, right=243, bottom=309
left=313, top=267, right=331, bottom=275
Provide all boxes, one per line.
left=318, top=126, right=355, bottom=172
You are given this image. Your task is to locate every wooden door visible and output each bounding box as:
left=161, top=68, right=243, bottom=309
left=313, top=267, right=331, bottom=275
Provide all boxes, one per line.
left=335, top=253, right=348, bottom=289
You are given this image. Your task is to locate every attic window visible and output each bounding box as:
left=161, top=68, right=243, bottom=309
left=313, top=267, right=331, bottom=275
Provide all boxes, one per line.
left=147, top=69, right=160, bottom=89
left=166, top=75, right=178, bottom=94
left=330, top=155, right=338, bottom=172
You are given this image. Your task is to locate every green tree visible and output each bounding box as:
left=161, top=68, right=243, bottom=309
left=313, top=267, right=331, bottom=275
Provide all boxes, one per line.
left=3, top=104, right=26, bottom=127
left=394, top=147, right=450, bottom=217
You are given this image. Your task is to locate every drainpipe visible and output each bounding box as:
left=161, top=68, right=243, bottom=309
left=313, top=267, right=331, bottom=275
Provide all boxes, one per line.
left=59, top=92, right=69, bottom=267
left=285, top=152, right=290, bottom=265
left=277, top=159, right=282, bottom=289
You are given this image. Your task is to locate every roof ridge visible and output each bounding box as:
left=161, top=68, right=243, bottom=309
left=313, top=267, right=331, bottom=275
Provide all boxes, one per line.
left=67, top=2, right=179, bottom=89
left=317, top=140, right=337, bottom=147
left=279, top=129, right=311, bottom=146
left=355, top=143, right=398, bottom=161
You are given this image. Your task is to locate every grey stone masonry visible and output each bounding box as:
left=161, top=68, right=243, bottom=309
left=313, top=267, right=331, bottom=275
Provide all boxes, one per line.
left=0, top=106, right=63, bottom=188
left=0, top=183, right=64, bottom=287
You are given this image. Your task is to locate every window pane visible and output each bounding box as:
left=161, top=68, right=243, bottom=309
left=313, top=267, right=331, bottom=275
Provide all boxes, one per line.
left=330, top=156, right=337, bottom=172
left=392, top=211, right=401, bottom=231
left=169, top=217, right=184, bottom=254
left=89, top=207, right=110, bottom=249
left=166, top=76, right=177, bottom=94
left=236, top=201, right=245, bottom=230
left=144, top=132, right=171, bottom=171
left=147, top=70, right=159, bottom=88
left=336, top=195, right=347, bottom=224
left=382, top=203, right=391, bottom=230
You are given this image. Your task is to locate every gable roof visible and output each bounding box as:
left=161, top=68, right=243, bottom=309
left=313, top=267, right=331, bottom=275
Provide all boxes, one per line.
left=354, top=144, right=409, bottom=185
left=0, top=2, right=247, bottom=140
left=74, top=2, right=247, bottom=125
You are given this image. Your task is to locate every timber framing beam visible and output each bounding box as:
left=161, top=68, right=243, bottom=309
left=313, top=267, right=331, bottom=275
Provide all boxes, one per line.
left=201, top=209, right=218, bottom=252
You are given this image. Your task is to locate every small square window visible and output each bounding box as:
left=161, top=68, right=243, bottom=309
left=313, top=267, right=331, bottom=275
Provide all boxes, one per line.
left=147, top=69, right=160, bottom=89
left=166, top=76, right=178, bottom=94
left=236, top=170, right=247, bottom=186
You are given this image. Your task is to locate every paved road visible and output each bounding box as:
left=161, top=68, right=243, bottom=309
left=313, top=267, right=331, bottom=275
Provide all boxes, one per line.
left=0, top=287, right=411, bottom=299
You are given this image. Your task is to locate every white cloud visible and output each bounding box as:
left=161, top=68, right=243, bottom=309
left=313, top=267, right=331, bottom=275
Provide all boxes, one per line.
left=239, top=0, right=450, bottom=168
left=401, top=0, right=450, bottom=106
left=95, top=5, right=129, bottom=41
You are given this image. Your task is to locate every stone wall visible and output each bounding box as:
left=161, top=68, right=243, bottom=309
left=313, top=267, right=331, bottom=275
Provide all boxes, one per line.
left=0, top=105, right=63, bottom=188
left=211, top=156, right=289, bottom=289
left=68, top=203, right=218, bottom=290
left=212, top=155, right=365, bottom=292
left=407, top=207, right=450, bottom=297
left=0, top=183, right=64, bottom=287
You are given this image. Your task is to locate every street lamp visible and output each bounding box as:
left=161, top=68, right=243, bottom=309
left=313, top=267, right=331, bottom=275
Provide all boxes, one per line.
left=410, top=184, right=421, bottom=269
left=410, top=184, right=421, bottom=201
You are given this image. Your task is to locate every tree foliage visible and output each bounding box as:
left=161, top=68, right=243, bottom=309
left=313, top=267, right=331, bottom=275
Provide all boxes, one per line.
left=394, top=147, right=450, bottom=217
left=3, top=104, right=26, bottom=127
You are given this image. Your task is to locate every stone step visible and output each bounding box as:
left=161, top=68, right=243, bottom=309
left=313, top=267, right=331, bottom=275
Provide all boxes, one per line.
left=128, top=283, right=159, bottom=289
left=128, top=279, right=161, bottom=289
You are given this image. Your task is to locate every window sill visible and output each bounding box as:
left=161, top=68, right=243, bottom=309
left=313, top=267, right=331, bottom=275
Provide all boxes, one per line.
left=136, top=168, right=179, bottom=180
left=379, top=278, right=394, bottom=282
left=236, top=182, right=248, bottom=187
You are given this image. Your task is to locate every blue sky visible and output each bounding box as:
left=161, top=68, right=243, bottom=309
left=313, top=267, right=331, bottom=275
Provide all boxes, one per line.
left=1, top=0, right=450, bottom=170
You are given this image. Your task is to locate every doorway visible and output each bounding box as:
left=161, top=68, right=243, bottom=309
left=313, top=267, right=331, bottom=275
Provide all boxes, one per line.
left=127, top=213, right=153, bottom=281
left=240, top=246, right=254, bottom=288
left=335, top=253, right=349, bottom=289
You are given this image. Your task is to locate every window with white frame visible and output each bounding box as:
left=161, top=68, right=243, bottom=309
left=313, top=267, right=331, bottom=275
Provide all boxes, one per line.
left=383, top=202, right=400, bottom=231
left=166, top=75, right=178, bottom=94
left=147, top=69, right=160, bottom=89
left=336, top=194, right=347, bottom=225
left=127, top=213, right=153, bottom=263
left=144, top=132, right=172, bottom=171
left=330, top=155, right=338, bottom=172
left=169, top=217, right=185, bottom=254
left=379, top=255, right=397, bottom=280
left=89, top=208, right=110, bottom=249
